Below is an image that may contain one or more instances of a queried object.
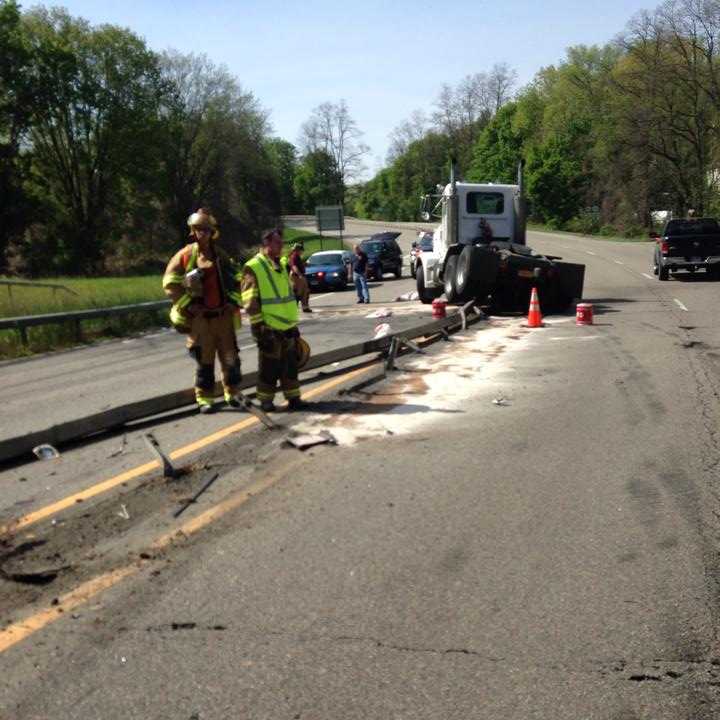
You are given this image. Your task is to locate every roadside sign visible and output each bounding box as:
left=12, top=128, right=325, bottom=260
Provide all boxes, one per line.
left=316, top=205, right=344, bottom=233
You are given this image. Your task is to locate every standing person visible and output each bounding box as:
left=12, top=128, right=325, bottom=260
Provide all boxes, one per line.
left=353, top=243, right=370, bottom=304
left=241, top=228, right=307, bottom=412
left=288, top=243, right=312, bottom=313
left=162, top=208, right=243, bottom=414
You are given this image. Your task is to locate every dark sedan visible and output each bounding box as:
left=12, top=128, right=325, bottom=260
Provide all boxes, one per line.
left=305, top=251, right=352, bottom=291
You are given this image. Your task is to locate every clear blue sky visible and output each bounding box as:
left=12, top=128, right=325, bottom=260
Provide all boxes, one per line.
left=36, top=0, right=654, bottom=177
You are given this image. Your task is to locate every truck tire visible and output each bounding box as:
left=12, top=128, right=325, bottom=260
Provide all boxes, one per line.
left=416, top=264, right=441, bottom=304
left=444, top=255, right=460, bottom=302
left=456, top=245, right=499, bottom=299
left=658, top=264, right=669, bottom=281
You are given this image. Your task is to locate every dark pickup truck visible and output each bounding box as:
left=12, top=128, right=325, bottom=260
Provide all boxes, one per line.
left=652, top=218, right=720, bottom=281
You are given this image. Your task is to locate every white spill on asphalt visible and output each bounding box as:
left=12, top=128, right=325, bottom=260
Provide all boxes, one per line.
left=291, top=319, right=531, bottom=445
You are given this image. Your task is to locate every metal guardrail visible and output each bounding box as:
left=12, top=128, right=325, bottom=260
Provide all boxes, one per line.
left=0, top=306, right=483, bottom=464
left=0, top=300, right=171, bottom=345
left=0, top=279, right=78, bottom=296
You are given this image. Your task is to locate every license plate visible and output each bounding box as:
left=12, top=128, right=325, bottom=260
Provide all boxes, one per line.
left=518, top=269, right=534, bottom=278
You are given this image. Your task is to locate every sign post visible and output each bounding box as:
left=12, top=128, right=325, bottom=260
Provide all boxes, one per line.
left=315, top=205, right=345, bottom=250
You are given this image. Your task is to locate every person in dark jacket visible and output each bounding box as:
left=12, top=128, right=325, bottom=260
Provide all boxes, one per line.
left=352, top=244, right=370, bottom=304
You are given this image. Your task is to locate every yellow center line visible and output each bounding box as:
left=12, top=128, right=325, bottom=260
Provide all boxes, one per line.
left=0, top=364, right=375, bottom=536
left=0, top=460, right=306, bottom=654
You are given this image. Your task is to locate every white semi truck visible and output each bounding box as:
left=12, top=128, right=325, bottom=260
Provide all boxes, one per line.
left=415, top=163, right=585, bottom=312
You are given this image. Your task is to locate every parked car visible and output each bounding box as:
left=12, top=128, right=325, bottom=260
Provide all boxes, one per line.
left=305, top=250, right=353, bottom=291
left=359, top=232, right=403, bottom=280
left=652, top=218, right=720, bottom=281
left=409, top=232, right=434, bottom=279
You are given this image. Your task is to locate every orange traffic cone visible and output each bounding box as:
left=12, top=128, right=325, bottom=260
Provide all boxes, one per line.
left=526, top=286, right=544, bottom=328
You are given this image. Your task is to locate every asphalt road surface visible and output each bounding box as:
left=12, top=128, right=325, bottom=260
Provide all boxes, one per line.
left=2, top=221, right=720, bottom=719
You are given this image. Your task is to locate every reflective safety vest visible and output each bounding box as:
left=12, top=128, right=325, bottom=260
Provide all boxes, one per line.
left=244, top=252, right=298, bottom=331
left=163, top=243, right=242, bottom=330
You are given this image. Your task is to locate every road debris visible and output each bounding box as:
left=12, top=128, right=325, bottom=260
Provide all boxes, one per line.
left=385, top=335, right=426, bottom=371
left=171, top=622, right=197, bottom=630
left=173, top=472, right=220, bottom=519
left=32, top=444, right=60, bottom=461
left=284, top=430, right=337, bottom=451
left=143, top=433, right=178, bottom=479
left=492, top=397, right=509, bottom=406
left=230, top=391, right=276, bottom=430
left=117, top=504, right=130, bottom=520
left=394, top=291, right=419, bottom=302
left=366, top=307, right=393, bottom=319
left=107, top=434, right=128, bottom=458
left=373, top=323, right=392, bottom=339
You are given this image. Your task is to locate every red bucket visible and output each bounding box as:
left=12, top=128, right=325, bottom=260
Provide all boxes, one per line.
left=576, top=302, right=593, bottom=326
left=432, top=298, right=447, bottom=319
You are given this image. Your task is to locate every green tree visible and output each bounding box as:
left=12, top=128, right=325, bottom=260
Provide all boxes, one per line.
left=265, top=138, right=298, bottom=215
left=21, top=7, right=165, bottom=273
left=0, top=0, right=34, bottom=272
left=158, top=50, right=278, bottom=254
left=293, top=150, right=343, bottom=213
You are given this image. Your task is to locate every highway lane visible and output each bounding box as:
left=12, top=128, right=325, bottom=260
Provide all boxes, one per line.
left=2, top=225, right=720, bottom=717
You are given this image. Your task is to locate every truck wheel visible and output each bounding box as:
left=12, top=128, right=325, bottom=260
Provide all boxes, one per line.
left=456, top=245, right=499, bottom=299
left=444, top=255, right=460, bottom=302
left=416, top=264, right=441, bottom=304
left=394, top=264, right=402, bottom=279
left=658, top=264, right=669, bottom=281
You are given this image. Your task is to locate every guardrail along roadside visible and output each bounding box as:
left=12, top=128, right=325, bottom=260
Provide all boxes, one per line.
left=0, top=300, right=171, bottom=348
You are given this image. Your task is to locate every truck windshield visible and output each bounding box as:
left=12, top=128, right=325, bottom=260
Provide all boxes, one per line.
left=466, top=192, right=504, bottom=215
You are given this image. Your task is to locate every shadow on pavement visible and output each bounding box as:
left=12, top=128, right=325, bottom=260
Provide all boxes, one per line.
left=299, top=399, right=464, bottom=417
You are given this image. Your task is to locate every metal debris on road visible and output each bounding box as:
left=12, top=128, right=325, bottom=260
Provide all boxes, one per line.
left=143, top=433, right=178, bottom=479
left=366, top=307, right=393, bottom=319
left=32, top=444, right=60, bottom=461
left=173, top=472, right=220, bottom=519
left=492, top=398, right=509, bottom=406
left=285, top=430, right=337, bottom=451
left=107, top=435, right=128, bottom=458
left=231, top=391, right=276, bottom=430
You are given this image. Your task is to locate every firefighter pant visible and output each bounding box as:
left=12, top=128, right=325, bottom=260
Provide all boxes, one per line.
left=187, top=307, right=241, bottom=404
left=256, top=330, right=301, bottom=402
left=292, top=274, right=310, bottom=310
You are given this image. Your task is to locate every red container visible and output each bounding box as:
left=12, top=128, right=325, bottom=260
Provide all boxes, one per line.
left=576, top=302, right=594, bottom=326
left=432, top=298, right=447, bottom=319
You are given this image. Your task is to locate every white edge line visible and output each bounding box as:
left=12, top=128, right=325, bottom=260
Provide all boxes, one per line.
left=673, top=298, right=689, bottom=312
left=309, top=292, right=337, bottom=302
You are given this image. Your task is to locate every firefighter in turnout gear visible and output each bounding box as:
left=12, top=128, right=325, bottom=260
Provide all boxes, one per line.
left=241, top=228, right=307, bottom=412
left=163, top=209, right=244, bottom=414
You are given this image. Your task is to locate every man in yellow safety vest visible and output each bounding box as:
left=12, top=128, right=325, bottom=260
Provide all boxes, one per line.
left=241, top=228, right=307, bottom=412
left=162, top=208, right=243, bottom=414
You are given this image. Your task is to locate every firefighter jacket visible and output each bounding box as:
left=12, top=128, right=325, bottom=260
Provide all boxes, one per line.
left=241, top=252, right=299, bottom=335
left=162, top=242, right=242, bottom=330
